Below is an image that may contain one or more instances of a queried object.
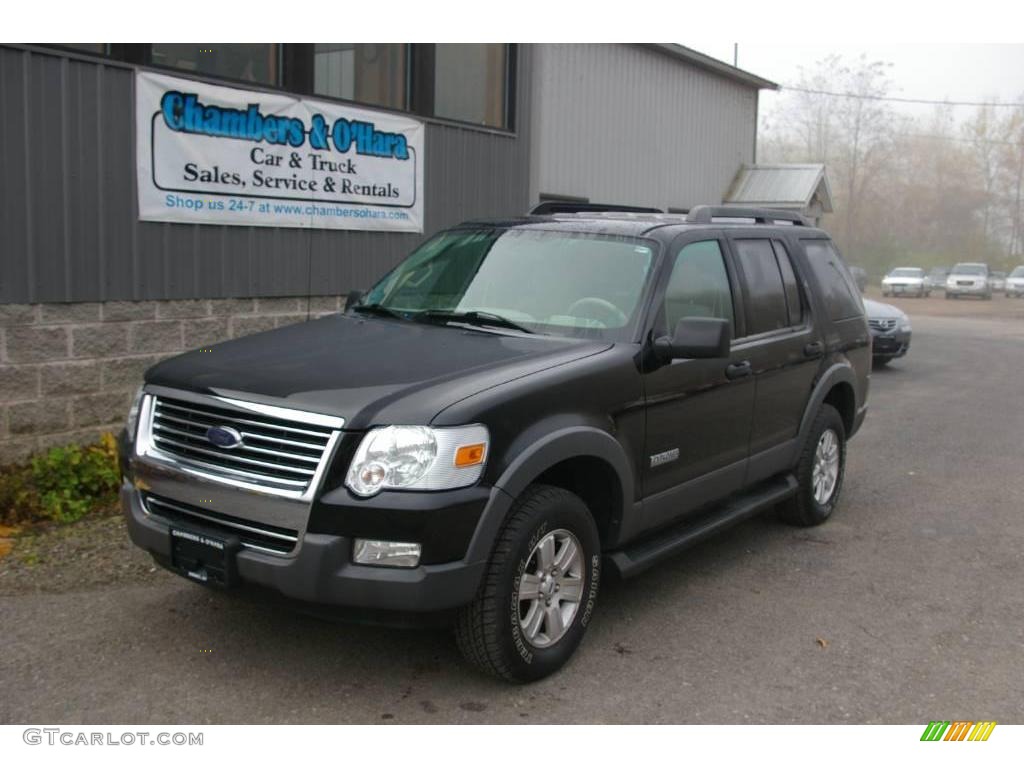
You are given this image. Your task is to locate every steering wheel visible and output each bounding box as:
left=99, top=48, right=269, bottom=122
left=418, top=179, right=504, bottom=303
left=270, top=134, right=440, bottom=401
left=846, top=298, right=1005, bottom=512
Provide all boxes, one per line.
left=567, top=297, right=628, bottom=327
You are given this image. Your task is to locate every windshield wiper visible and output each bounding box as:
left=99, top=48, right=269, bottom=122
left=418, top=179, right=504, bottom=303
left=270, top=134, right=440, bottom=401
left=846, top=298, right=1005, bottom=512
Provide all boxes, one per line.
left=417, top=309, right=536, bottom=335
left=351, top=303, right=407, bottom=321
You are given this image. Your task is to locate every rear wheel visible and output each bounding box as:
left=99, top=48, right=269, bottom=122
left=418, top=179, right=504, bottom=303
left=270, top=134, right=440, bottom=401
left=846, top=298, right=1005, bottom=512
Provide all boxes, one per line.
left=455, top=484, right=601, bottom=682
left=778, top=404, right=846, bottom=527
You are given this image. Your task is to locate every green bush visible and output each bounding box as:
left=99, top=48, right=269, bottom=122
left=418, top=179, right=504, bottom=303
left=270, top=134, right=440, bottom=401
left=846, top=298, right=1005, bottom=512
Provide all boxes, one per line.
left=0, top=433, right=120, bottom=526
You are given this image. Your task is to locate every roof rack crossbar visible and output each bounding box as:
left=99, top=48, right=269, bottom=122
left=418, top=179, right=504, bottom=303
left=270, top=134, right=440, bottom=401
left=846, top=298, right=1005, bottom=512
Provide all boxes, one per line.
left=529, top=202, right=664, bottom=216
left=687, top=205, right=809, bottom=226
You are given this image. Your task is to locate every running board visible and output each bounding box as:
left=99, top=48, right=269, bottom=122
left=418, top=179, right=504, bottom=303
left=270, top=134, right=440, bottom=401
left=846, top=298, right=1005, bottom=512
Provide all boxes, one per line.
left=607, top=474, right=798, bottom=579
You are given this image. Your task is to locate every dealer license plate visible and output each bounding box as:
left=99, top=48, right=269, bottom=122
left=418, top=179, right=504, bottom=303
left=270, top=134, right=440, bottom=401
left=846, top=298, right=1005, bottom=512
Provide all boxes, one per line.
left=170, top=527, right=239, bottom=588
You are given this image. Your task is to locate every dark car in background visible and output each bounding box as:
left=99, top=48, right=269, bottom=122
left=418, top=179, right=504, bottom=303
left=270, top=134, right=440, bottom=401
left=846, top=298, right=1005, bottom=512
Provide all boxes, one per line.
left=864, top=298, right=911, bottom=366
left=928, top=267, right=949, bottom=293
left=849, top=266, right=868, bottom=293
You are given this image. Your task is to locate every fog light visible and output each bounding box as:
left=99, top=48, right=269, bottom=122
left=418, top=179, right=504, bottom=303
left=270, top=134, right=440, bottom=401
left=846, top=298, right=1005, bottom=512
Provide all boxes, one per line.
left=353, top=539, right=421, bottom=568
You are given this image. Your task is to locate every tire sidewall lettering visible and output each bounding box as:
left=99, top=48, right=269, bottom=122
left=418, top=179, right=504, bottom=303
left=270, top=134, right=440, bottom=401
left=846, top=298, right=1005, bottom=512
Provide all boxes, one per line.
left=580, top=554, right=600, bottom=628
left=510, top=521, right=549, bottom=664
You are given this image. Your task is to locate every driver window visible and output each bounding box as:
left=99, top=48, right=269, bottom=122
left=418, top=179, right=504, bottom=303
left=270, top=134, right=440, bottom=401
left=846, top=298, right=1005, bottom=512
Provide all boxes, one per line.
left=664, top=240, right=735, bottom=333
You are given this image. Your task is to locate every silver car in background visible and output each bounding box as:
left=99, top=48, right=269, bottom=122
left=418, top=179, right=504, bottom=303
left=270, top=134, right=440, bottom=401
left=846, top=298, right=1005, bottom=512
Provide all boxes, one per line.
left=1007, top=266, right=1024, bottom=298
left=946, top=262, right=991, bottom=300
left=882, top=267, right=930, bottom=298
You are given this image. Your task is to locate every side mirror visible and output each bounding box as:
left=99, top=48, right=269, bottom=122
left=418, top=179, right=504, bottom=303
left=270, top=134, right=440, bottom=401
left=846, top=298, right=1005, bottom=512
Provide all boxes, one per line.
left=344, top=290, right=364, bottom=311
left=654, top=317, right=731, bottom=361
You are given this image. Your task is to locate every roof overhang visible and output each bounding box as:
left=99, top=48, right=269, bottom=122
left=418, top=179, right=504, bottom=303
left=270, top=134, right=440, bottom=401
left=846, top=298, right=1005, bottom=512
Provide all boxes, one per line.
left=644, top=44, right=778, bottom=90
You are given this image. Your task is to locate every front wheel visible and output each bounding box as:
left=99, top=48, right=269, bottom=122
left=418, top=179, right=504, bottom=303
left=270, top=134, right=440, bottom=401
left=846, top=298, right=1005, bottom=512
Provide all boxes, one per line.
left=456, top=484, right=601, bottom=682
left=778, top=404, right=846, bottom=527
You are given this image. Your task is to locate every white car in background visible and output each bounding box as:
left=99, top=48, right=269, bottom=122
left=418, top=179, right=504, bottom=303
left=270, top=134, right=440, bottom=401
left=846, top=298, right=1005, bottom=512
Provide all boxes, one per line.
left=946, top=262, right=991, bottom=300
left=1007, top=266, right=1024, bottom=298
left=882, top=267, right=930, bottom=298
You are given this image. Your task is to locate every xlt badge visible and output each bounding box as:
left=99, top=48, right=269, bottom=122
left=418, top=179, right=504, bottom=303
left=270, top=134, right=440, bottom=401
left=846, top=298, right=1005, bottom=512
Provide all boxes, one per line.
left=650, top=448, right=680, bottom=468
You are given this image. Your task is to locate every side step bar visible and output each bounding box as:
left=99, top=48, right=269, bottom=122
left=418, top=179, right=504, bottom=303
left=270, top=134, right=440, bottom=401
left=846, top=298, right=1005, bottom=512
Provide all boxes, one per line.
left=607, top=474, right=798, bottom=579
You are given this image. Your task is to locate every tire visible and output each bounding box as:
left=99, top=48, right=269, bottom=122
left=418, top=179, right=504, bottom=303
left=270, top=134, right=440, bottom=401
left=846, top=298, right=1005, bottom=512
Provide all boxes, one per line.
left=777, top=404, right=846, bottom=527
left=872, top=357, right=891, bottom=368
left=455, top=484, right=601, bottom=683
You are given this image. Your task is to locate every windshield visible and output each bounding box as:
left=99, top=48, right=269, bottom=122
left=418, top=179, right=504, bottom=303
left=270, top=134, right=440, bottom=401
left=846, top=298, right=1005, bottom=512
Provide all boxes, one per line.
left=361, top=228, right=657, bottom=339
left=951, top=264, right=987, bottom=276
left=1011, top=266, right=1024, bottom=278
left=889, top=268, right=923, bottom=277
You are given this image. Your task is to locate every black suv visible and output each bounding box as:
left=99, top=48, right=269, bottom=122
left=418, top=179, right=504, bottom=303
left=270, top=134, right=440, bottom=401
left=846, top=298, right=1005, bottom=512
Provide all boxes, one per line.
left=120, top=205, right=870, bottom=682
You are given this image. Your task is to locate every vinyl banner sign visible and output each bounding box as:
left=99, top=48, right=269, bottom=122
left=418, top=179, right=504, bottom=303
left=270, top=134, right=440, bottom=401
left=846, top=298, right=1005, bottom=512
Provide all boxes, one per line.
left=136, top=71, right=424, bottom=231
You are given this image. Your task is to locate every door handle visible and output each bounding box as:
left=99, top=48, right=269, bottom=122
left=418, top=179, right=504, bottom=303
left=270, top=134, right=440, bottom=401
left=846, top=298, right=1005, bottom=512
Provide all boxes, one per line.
left=803, top=341, right=824, bottom=358
left=725, top=361, right=752, bottom=380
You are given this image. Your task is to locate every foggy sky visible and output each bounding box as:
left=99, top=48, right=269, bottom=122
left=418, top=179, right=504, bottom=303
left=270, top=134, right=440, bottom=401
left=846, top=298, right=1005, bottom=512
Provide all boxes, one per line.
left=694, top=43, right=1024, bottom=125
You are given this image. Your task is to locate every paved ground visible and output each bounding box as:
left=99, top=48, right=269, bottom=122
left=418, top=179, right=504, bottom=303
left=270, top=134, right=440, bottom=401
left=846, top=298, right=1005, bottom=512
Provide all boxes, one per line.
left=2, top=304, right=1023, bottom=724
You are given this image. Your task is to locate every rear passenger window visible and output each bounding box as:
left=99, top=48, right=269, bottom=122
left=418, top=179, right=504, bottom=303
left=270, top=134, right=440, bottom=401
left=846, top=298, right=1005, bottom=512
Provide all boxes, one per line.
left=772, top=241, right=804, bottom=326
left=663, top=240, right=735, bottom=332
left=803, top=240, right=863, bottom=321
left=733, top=239, right=789, bottom=334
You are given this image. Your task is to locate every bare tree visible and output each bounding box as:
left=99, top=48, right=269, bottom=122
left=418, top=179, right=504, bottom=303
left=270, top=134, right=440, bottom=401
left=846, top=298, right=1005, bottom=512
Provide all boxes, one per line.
left=830, top=56, right=895, bottom=254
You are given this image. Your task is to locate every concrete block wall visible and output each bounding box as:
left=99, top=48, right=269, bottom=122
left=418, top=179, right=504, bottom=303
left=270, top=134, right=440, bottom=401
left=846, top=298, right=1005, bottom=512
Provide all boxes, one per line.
left=0, top=297, right=343, bottom=463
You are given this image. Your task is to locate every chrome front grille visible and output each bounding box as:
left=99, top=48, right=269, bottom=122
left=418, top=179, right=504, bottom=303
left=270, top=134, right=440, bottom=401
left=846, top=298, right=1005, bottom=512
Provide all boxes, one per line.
left=149, top=395, right=335, bottom=492
left=143, top=494, right=299, bottom=554
left=868, top=318, right=897, bottom=332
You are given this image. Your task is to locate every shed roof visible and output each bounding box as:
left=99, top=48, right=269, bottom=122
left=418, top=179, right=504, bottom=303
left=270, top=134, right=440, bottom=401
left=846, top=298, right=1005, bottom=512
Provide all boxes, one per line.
left=724, top=163, right=834, bottom=212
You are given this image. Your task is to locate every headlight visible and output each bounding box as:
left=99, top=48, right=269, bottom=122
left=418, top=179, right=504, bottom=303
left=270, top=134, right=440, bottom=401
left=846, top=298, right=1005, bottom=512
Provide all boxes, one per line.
left=126, top=386, right=145, bottom=440
left=899, top=316, right=912, bottom=332
left=345, top=424, right=489, bottom=497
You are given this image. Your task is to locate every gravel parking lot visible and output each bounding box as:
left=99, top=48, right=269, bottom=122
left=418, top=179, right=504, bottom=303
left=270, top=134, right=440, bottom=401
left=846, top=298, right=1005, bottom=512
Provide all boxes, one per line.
left=2, top=300, right=1023, bottom=724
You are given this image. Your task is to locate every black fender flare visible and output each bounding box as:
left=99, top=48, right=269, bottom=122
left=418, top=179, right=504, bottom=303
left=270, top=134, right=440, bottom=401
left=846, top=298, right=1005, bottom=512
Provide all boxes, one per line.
left=792, top=363, right=857, bottom=464
left=463, top=426, right=634, bottom=564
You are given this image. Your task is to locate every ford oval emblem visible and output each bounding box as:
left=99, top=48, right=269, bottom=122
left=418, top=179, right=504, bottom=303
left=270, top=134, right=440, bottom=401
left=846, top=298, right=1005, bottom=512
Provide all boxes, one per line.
left=206, top=425, right=243, bottom=449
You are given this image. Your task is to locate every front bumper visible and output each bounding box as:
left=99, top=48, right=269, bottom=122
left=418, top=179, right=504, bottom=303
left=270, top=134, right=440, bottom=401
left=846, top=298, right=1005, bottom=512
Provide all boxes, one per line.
left=122, top=481, right=496, bottom=613
left=882, top=283, right=927, bottom=295
left=946, top=283, right=988, bottom=296
left=870, top=328, right=911, bottom=359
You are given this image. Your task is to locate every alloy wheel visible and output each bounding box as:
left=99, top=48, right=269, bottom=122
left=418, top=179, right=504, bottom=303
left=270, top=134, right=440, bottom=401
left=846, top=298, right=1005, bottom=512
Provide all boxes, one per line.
left=812, top=428, right=840, bottom=505
left=518, top=529, right=585, bottom=648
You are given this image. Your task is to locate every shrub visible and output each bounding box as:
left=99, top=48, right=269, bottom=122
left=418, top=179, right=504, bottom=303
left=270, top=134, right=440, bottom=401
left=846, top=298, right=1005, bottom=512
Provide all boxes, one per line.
left=0, top=433, right=120, bottom=526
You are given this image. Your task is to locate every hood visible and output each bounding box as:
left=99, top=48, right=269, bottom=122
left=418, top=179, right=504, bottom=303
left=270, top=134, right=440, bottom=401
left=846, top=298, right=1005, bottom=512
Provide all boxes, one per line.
left=146, top=314, right=611, bottom=430
left=862, top=298, right=906, bottom=320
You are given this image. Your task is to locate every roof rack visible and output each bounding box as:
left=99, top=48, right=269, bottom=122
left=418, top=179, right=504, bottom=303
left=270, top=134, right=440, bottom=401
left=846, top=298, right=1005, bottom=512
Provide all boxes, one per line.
left=687, top=205, right=809, bottom=226
left=529, top=201, right=664, bottom=216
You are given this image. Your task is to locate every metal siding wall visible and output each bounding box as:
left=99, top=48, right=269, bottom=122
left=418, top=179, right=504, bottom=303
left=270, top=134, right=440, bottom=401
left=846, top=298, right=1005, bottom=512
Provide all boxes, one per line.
left=531, top=44, right=757, bottom=210
left=0, top=45, right=531, bottom=303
